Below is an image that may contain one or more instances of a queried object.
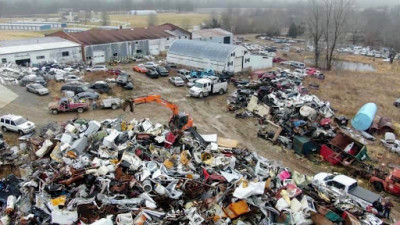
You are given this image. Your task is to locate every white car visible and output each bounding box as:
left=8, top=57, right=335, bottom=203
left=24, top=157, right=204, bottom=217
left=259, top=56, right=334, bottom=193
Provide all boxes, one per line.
left=87, top=65, right=107, bottom=72
left=0, top=114, right=36, bottom=135
left=65, top=75, right=81, bottom=83
left=26, top=83, right=49, bottom=95
left=169, top=76, right=185, bottom=86
left=143, top=62, right=159, bottom=69
left=55, top=73, right=65, bottom=82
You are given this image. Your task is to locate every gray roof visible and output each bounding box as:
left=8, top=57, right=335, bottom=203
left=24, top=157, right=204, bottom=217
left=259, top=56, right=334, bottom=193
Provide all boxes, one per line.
left=0, top=37, right=81, bottom=55
left=168, top=40, right=239, bottom=63
left=192, top=28, right=232, bottom=39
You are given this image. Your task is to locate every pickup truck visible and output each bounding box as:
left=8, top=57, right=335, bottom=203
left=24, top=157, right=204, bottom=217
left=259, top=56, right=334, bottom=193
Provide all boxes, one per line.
left=189, top=77, right=228, bottom=98
left=312, top=172, right=381, bottom=209
left=48, top=98, right=89, bottom=115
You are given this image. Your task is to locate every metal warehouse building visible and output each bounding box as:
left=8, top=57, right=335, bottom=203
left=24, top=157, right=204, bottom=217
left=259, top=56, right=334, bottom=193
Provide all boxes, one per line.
left=166, top=40, right=251, bottom=73
left=49, top=23, right=191, bottom=64
left=192, top=28, right=233, bottom=45
left=0, top=23, right=51, bottom=31
left=0, top=37, right=82, bottom=66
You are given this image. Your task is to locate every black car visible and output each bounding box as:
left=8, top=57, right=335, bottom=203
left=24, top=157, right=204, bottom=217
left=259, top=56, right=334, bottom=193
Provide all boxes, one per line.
left=116, top=73, right=131, bottom=85
left=20, top=75, right=47, bottom=87
left=61, top=83, right=94, bottom=94
left=165, top=63, right=177, bottom=70
left=90, top=81, right=111, bottom=93
left=156, top=66, right=169, bottom=77
left=146, top=69, right=159, bottom=79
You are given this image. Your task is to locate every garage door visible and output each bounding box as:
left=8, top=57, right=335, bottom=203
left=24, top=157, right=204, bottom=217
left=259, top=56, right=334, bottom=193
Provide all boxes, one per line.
left=93, top=51, right=105, bottom=64
left=234, top=57, right=243, bottom=73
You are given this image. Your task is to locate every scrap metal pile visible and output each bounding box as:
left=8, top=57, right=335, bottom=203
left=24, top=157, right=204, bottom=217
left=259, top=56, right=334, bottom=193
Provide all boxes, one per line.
left=0, top=62, right=85, bottom=86
left=0, top=116, right=384, bottom=224
left=228, top=69, right=336, bottom=148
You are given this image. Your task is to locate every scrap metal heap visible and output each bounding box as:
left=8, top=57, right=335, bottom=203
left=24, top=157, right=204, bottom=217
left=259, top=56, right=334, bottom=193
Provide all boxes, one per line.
left=0, top=116, right=384, bottom=224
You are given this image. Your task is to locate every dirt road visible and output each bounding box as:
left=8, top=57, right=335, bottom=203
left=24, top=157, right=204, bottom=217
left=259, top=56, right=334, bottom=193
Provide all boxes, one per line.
left=0, top=66, right=399, bottom=221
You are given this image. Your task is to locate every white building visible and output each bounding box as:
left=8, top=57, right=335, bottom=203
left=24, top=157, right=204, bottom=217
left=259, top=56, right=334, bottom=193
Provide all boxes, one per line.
left=129, top=10, right=157, bottom=16
left=192, top=28, right=233, bottom=45
left=167, top=40, right=251, bottom=73
left=0, top=37, right=82, bottom=66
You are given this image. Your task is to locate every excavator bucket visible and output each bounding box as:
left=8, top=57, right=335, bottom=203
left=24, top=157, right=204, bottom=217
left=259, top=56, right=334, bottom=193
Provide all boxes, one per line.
left=122, top=99, right=134, bottom=113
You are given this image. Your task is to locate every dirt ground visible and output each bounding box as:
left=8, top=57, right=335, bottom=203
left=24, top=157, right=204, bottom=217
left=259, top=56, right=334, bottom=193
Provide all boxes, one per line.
left=0, top=63, right=399, bottom=221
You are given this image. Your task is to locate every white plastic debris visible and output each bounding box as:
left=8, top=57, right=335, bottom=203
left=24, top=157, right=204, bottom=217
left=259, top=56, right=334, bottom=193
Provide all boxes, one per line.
left=233, top=181, right=265, bottom=199
left=35, top=139, right=53, bottom=158
left=51, top=209, right=78, bottom=224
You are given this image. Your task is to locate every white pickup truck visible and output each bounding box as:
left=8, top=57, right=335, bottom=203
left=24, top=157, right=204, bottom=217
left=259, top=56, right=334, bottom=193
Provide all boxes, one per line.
left=189, top=77, right=228, bottom=98
left=312, top=173, right=381, bottom=209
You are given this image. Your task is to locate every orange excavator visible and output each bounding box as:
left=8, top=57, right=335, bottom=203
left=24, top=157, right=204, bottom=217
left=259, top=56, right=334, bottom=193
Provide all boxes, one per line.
left=122, top=95, right=194, bottom=133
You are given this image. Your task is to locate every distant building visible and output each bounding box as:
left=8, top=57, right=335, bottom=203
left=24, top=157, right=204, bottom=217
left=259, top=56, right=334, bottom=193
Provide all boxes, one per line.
left=0, top=37, right=82, bottom=66
left=13, top=22, right=67, bottom=29
left=0, top=22, right=66, bottom=31
left=48, top=23, right=191, bottom=64
left=167, top=40, right=250, bottom=73
left=63, top=27, right=90, bottom=33
left=129, top=10, right=157, bottom=16
left=192, top=28, right=233, bottom=45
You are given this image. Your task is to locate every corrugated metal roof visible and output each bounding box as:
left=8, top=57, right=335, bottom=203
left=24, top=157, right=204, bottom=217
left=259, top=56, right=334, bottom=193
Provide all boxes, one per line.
left=0, top=37, right=81, bottom=55
left=167, top=39, right=239, bottom=63
left=192, top=28, right=232, bottom=39
left=51, top=23, right=190, bottom=46
left=0, top=23, right=48, bottom=27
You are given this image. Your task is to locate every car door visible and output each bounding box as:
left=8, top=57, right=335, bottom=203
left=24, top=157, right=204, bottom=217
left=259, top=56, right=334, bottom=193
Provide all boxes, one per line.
left=4, top=119, right=12, bottom=130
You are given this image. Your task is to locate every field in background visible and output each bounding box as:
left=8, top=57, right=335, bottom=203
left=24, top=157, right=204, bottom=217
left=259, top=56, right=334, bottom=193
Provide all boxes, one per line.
left=0, top=31, right=44, bottom=40
left=109, top=13, right=208, bottom=28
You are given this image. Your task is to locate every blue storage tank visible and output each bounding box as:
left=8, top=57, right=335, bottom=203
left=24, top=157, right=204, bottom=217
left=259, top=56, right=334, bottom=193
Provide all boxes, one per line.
left=351, top=103, right=377, bottom=131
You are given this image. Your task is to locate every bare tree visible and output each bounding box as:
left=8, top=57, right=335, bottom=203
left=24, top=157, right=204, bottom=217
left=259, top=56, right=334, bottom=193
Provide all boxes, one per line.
left=384, top=6, right=400, bottom=64
left=322, top=0, right=353, bottom=70
left=307, top=0, right=324, bottom=68
left=147, top=13, right=158, bottom=26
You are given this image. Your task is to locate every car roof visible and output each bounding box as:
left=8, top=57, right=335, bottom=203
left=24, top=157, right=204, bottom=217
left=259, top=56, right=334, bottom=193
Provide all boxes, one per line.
left=1, top=114, right=23, bottom=120
left=332, top=174, right=357, bottom=186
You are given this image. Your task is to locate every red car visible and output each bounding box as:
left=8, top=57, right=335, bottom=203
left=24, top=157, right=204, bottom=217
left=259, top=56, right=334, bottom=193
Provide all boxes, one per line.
left=306, top=67, right=317, bottom=76
left=133, top=65, right=148, bottom=73
left=273, top=57, right=287, bottom=63
left=108, top=69, right=122, bottom=76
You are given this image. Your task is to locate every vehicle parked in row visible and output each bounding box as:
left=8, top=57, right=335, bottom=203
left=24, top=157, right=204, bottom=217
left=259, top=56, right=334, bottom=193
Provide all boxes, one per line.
left=19, top=75, right=47, bottom=87
left=108, top=69, right=122, bottom=76
left=165, top=63, right=177, bottom=70
left=177, top=69, right=191, bottom=80
left=90, top=81, right=111, bottom=93
left=133, top=65, right=148, bottom=73
left=100, top=97, right=122, bottom=110
left=290, top=61, right=306, bottom=69
left=73, top=91, right=100, bottom=101
left=48, top=98, right=89, bottom=115
left=312, top=172, right=381, bottom=209
left=169, top=76, right=185, bottom=86
left=189, top=77, right=228, bottom=98
left=0, top=114, right=36, bottom=135
left=54, top=73, right=66, bottom=82
left=116, top=73, right=131, bottom=86
left=61, top=83, right=94, bottom=94
left=156, top=66, right=169, bottom=76
left=26, top=83, right=49, bottom=95
left=86, top=65, right=107, bottom=72
left=143, top=62, right=158, bottom=69
left=146, top=69, right=160, bottom=79
left=65, top=74, right=81, bottom=83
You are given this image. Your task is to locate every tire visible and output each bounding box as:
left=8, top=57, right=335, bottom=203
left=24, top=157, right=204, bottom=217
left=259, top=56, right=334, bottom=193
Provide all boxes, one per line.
left=18, top=130, right=24, bottom=135
left=373, top=181, right=384, bottom=192
left=199, top=92, right=204, bottom=98
left=52, top=110, right=58, bottom=115
left=219, top=89, right=224, bottom=95
left=77, top=108, right=84, bottom=113
left=111, top=104, right=118, bottom=110
left=2, top=126, right=7, bottom=132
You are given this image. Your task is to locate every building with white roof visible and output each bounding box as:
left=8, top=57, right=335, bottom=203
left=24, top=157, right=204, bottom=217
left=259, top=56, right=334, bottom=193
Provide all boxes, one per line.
left=192, top=28, right=233, bottom=45
left=0, top=37, right=82, bottom=66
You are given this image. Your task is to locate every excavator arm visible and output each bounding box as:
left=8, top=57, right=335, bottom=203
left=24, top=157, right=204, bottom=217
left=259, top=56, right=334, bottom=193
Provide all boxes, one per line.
left=122, top=95, right=193, bottom=132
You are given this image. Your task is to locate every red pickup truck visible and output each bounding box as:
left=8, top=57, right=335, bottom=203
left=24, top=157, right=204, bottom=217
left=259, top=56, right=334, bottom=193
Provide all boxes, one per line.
left=48, top=98, right=89, bottom=115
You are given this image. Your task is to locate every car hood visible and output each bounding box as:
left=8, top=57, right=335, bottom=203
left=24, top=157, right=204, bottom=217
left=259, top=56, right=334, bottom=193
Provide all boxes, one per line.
left=37, top=88, right=49, bottom=92
left=312, top=172, right=330, bottom=185
left=20, top=121, right=35, bottom=129
left=190, top=86, right=201, bottom=92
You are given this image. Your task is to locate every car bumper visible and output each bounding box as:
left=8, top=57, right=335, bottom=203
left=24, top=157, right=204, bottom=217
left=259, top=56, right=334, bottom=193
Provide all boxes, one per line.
left=190, top=91, right=200, bottom=97
left=175, top=83, right=184, bottom=86
left=23, top=126, right=36, bottom=134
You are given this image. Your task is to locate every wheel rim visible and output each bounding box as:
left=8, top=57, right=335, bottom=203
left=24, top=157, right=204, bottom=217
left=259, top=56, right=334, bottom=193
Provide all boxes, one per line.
left=78, top=108, right=83, bottom=113
left=2, top=127, right=6, bottom=131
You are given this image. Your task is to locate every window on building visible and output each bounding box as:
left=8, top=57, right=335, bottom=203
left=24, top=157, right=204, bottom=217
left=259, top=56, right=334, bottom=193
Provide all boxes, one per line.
left=1, top=58, right=6, bottom=63
left=210, top=37, right=212, bottom=40
left=244, top=51, right=248, bottom=54
left=227, top=62, right=233, bottom=66
left=136, top=50, right=142, bottom=53
left=36, top=56, right=45, bottom=60
left=179, top=36, right=181, bottom=39
left=113, top=53, right=118, bottom=56
left=231, top=52, right=235, bottom=57
left=245, top=58, right=250, bottom=63
left=62, top=51, right=69, bottom=57
left=185, top=36, right=187, bottom=39
left=135, top=41, right=139, bottom=44
left=167, top=38, right=170, bottom=41
left=86, top=56, right=92, bottom=60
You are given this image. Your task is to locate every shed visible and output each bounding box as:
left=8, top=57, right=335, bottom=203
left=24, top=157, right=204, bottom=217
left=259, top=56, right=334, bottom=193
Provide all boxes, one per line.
left=166, top=40, right=251, bottom=73
left=192, top=28, right=233, bottom=44
left=0, top=37, right=82, bottom=66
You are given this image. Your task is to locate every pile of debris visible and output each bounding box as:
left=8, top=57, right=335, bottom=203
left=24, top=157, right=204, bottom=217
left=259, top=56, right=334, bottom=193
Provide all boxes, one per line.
left=0, top=116, right=386, bottom=224
left=0, top=62, right=86, bottom=86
